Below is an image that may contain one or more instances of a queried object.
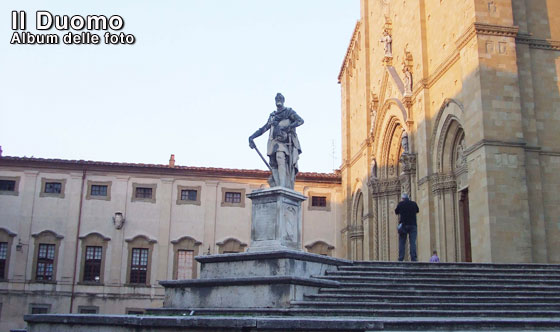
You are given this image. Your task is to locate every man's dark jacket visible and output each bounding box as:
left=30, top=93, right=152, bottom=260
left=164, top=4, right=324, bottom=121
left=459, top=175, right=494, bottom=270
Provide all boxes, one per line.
left=395, top=199, right=419, bottom=226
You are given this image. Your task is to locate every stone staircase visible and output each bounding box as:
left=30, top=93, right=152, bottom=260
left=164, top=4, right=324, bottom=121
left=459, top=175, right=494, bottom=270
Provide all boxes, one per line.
left=163, top=261, right=560, bottom=330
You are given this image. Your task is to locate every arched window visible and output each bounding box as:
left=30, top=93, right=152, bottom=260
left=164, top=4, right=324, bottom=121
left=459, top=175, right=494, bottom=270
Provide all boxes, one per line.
left=79, top=232, right=110, bottom=284
left=31, top=230, right=64, bottom=282
left=305, top=241, right=335, bottom=256
left=125, top=235, right=156, bottom=285
left=171, top=236, right=202, bottom=280
left=216, top=238, right=247, bottom=254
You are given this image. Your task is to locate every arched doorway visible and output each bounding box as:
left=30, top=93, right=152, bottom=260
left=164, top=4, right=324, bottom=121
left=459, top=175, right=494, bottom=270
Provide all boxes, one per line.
left=349, top=191, right=364, bottom=260
left=431, top=100, right=471, bottom=262
left=371, top=114, right=407, bottom=261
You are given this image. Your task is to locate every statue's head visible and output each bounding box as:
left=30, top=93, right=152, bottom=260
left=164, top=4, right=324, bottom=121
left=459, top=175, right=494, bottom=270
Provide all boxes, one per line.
left=275, top=93, right=285, bottom=107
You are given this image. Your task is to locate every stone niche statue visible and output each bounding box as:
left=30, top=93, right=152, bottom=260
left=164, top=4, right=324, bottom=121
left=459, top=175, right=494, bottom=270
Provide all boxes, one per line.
left=380, top=29, right=392, bottom=57
left=401, top=130, right=409, bottom=154
left=403, top=65, right=413, bottom=96
left=249, top=93, right=304, bottom=189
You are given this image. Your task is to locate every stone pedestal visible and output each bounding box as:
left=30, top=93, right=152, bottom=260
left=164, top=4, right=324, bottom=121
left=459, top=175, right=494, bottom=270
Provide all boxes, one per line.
left=160, top=250, right=347, bottom=309
left=247, top=187, right=306, bottom=252
left=153, top=187, right=348, bottom=310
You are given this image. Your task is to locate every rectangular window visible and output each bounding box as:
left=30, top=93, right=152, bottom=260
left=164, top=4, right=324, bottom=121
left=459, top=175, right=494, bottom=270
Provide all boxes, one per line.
left=0, top=242, right=7, bottom=279
left=176, top=250, right=194, bottom=280
left=78, top=306, right=99, bottom=314
left=126, top=309, right=145, bottom=315
left=44, top=182, right=62, bottom=194
left=31, top=306, right=49, bottom=314
left=311, top=196, right=327, bottom=207
left=0, top=180, right=15, bottom=192
left=135, top=187, right=152, bottom=199
left=225, top=192, right=241, bottom=204
left=90, top=185, right=108, bottom=197
left=130, top=248, right=149, bottom=284
left=180, top=189, right=197, bottom=202
left=36, top=244, right=55, bottom=281
left=83, top=246, right=102, bottom=282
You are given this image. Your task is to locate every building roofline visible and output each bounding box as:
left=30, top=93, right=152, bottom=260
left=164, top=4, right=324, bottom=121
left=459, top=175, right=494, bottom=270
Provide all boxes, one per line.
left=338, top=20, right=361, bottom=83
left=0, top=156, right=341, bottom=184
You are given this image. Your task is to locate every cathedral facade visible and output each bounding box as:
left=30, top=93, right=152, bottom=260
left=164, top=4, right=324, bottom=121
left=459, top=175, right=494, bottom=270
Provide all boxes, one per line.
left=339, top=0, right=560, bottom=263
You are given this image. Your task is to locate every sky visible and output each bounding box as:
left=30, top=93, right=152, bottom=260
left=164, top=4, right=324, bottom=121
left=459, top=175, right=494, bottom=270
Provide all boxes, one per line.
left=0, top=1, right=359, bottom=173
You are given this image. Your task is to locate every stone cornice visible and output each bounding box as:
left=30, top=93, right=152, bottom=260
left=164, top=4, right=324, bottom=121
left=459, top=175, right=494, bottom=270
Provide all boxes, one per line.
left=347, top=143, right=369, bottom=169
left=0, top=156, right=341, bottom=184
left=430, top=173, right=457, bottom=194
left=473, top=23, right=519, bottom=37
left=338, top=20, right=361, bottom=83
left=516, top=34, right=560, bottom=51
left=426, top=52, right=460, bottom=90
left=464, top=139, right=527, bottom=156
left=539, top=150, right=560, bottom=157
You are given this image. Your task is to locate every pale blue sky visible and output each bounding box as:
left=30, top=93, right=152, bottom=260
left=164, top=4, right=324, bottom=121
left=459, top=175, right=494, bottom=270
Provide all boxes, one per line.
left=0, top=1, right=359, bottom=173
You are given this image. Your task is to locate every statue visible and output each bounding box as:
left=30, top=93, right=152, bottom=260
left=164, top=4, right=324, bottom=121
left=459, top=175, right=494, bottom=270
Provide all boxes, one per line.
left=370, top=157, right=378, bottom=180
left=403, top=65, right=413, bottom=95
left=380, top=29, right=392, bottom=57
left=249, top=93, right=304, bottom=189
left=401, top=131, right=409, bottom=154
left=455, top=138, right=465, bottom=168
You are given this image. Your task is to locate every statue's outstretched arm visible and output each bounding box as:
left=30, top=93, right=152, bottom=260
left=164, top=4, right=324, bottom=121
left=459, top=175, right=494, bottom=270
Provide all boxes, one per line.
left=250, top=119, right=271, bottom=139
left=249, top=117, right=272, bottom=148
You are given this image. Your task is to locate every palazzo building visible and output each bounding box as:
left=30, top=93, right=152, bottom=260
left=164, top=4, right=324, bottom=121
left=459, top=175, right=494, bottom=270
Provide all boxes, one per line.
left=339, top=0, right=560, bottom=263
left=0, top=156, right=342, bottom=330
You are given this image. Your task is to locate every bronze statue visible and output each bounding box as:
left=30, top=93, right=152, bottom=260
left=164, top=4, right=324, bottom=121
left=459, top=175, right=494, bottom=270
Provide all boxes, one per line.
left=249, top=93, right=304, bottom=189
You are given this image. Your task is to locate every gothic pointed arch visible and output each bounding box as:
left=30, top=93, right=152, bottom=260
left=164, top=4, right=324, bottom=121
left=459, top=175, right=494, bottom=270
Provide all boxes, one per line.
left=430, top=98, right=470, bottom=263
left=369, top=97, right=410, bottom=261
left=430, top=98, right=465, bottom=170
left=373, top=98, right=408, bottom=150
left=349, top=189, right=365, bottom=260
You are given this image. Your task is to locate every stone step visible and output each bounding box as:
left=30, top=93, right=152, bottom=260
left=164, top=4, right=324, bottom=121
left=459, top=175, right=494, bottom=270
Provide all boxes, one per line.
left=349, top=261, right=560, bottom=271
left=304, top=293, right=560, bottom=303
left=318, top=287, right=560, bottom=297
left=324, top=281, right=560, bottom=292
left=339, top=265, right=560, bottom=275
left=378, top=317, right=560, bottom=331
left=326, top=270, right=560, bottom=279
left=151, top=307, right=560, bottom=318
left=27, top=313, right=560, bottom=331
left=314, top=275, right=560, bottom=285
left=290, top=300, right=560, bottom=311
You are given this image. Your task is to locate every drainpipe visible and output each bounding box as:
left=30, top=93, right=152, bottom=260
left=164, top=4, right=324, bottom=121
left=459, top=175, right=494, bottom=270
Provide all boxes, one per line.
left=69, top=167, right=86, bottom=313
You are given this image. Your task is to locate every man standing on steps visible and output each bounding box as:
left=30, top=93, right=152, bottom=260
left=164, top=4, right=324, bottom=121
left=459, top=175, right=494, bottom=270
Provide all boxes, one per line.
left=395, top=193, right=419, bottom=261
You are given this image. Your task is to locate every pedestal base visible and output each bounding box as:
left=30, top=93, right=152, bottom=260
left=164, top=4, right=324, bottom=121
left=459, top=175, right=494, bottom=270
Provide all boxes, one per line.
left=246, top=187, right=307, bottom=252
left=160, top=250, right=350, bottom=309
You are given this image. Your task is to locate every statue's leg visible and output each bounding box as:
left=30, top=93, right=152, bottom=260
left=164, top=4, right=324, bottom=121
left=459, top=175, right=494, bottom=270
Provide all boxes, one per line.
left=268, top=154, right=279, bottom=187
left=276, top=152, right=287, bottom=188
